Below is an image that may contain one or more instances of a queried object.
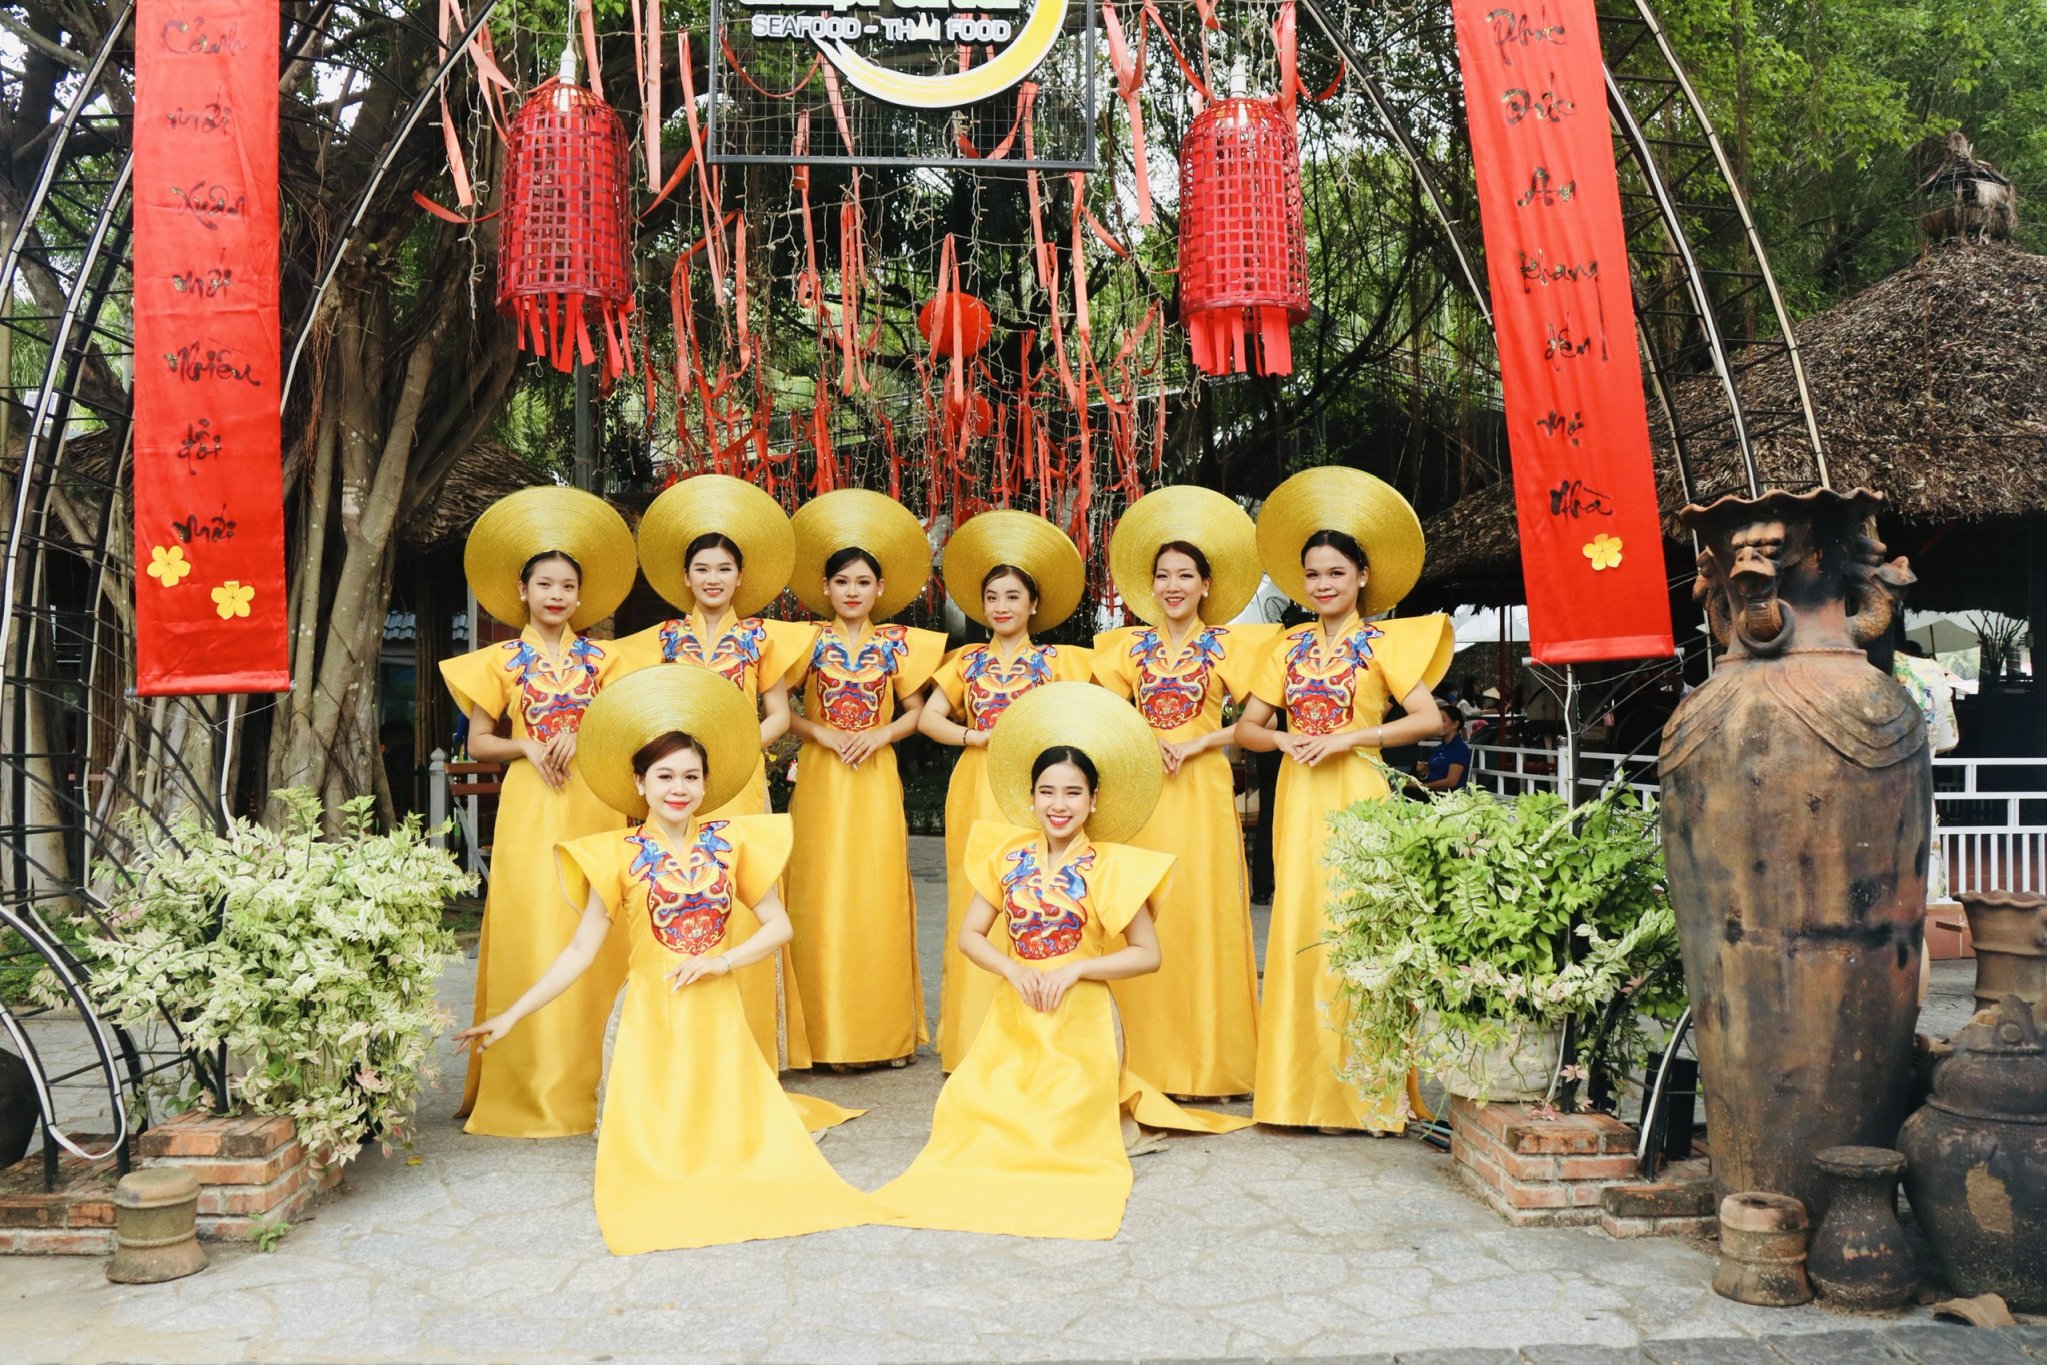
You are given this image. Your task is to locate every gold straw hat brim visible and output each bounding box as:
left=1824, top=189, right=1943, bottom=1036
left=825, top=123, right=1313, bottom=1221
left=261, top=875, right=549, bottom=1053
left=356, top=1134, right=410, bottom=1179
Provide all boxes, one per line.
left=941, top=510, right=1086, bottom=632
left=638, top=474, right=795, bottom=619
left=790, top=490, right=934, bottom=622
left=463, top=487, right=637, bottom=631
left=986, top=682, right=1163, bottom=844
left=1108, top=486, right=1261, bottom=627
left=1255, top=467, right=1425, bottom=616
left=576, top=665, right=761, bottom=819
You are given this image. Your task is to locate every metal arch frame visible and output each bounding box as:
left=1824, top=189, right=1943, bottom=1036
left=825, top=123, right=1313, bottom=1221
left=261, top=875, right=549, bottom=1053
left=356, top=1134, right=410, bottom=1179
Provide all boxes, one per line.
left=281, top=0, right=505, bottom=404
left=1, top=0, right=505, bottom=1187
left=1290, top=0, right=1827, bottom=502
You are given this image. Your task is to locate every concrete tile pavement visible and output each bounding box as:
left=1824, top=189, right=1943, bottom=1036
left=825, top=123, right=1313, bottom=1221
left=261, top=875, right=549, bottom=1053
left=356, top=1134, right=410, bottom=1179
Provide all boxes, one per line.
left=0, top=837, right=2025, bottom=1362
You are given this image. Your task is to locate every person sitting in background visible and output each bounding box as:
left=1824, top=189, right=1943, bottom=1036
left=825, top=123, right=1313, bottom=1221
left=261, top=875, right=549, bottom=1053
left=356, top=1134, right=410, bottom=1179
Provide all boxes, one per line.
left=1415, top=708, right=1472, bottom=793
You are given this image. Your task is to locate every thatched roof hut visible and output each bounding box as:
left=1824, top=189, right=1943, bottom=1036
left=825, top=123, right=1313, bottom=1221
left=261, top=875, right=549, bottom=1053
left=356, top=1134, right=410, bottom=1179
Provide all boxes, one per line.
left=1416, top=169, right=2047, bottom=615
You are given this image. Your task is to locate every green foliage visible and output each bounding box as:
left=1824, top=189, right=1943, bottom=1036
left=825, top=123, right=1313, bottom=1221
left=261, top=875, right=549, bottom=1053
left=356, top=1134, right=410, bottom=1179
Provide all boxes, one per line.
left=1323, top=778, right=1682, bottom=1106
left=250, top=1212, right=291, bottom=1253
left=79, top=790, right=473, bottom=1166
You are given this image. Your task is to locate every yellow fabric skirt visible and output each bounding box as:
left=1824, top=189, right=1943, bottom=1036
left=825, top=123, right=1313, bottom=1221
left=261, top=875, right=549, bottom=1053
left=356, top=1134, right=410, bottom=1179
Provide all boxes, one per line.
left=462, top=761, right=626, bottom=1138
left=593, top=969, right=875, bottom=1254
left=706, top=754, right=814, bottom=1072
left=1253, top=752, right=1404, bottom=1131
left=785, top=740, right=927, bottom=1064
left=1109, top=750, right=1259, bottom=1097
left=935, top=747, right=1004, bottom=1070
left=881, top=978, right=1131, bottom=1239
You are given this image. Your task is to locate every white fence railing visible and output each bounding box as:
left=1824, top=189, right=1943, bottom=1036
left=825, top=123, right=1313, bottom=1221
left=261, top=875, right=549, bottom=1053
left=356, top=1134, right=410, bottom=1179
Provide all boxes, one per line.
left=1459, top=745, right=2047, bottom=897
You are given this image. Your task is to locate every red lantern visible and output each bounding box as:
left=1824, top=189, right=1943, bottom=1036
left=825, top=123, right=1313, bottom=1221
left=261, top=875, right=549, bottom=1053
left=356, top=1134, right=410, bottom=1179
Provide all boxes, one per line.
left=1176, top=98, right=1309, bottom=377
left=944, top=390, right=996, bottom=441
left=918, top=292, right=993, bottom=358
left=496, top=76, right=634, bottom=385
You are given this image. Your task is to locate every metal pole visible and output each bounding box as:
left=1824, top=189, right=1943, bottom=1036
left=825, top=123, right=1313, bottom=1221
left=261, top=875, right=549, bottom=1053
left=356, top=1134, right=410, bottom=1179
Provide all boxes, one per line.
left=1559, top=664, right=1581, bottom=803
left=573, top=359, right=595, bottom=492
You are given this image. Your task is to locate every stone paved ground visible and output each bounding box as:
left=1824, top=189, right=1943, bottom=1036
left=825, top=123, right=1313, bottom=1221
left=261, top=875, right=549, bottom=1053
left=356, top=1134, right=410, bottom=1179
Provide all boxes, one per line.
left=0, top=840, right=2019, bottom=1363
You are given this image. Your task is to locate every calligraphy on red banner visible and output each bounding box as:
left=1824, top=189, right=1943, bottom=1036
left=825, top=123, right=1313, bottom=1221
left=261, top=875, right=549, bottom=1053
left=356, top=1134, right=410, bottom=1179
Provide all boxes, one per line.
left=133, top=0, right=288, bottom=694
left=1450, top=0, right=1674, bottom=664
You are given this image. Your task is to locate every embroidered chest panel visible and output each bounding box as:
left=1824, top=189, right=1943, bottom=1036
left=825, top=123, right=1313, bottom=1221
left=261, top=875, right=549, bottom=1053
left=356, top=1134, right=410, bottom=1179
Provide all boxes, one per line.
left=809, top=625, right=909, bottom=733
left=959, top=645, right=1057, bottom=732
left=1127, top=627, right=1226, bottom=732
left=627, top=822, right=737, bottom=956
left=998, top=843, right=1096, bottom=961
left=500, top=636, right=604, bottom=742
left=659, top=616, right=767, bottom=689
left=1281, top=624, right=1381, bottom=737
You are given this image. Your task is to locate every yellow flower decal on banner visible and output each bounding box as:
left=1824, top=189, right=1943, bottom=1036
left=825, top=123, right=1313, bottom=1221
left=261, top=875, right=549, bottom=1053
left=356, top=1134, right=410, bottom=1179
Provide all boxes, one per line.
left=211, top=580, right=256, bottom=620
left=147, top=545, right=192, bottom=587
left=1583, top=533, right=1624, bottom=572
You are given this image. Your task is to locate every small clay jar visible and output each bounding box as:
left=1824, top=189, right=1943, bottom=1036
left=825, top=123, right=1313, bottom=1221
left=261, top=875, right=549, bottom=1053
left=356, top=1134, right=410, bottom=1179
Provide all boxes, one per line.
left=106, top=1167, right=207, bottom=1284
left=1713, top=1191, right=1814, bottom=1307
left=1807, top=1146, right=1915, bottom=1310
left=1959, top=890, right=2047, bottom=1013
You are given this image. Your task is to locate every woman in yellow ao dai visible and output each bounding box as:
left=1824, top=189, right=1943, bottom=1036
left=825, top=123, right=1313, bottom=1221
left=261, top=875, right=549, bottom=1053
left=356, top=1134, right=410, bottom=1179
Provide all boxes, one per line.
left=1236, top=469, right=1453, bottom=1132
left=918, top=536, right=1093, bottom=1070
left=1093, top=490, right=1275, bottom=1099
left=881, top=689, right=1247, bottom=1241
left=438, top=490, right=636, bottom=1139
left=783, top=491, right=949, bottom=1067
left=456, top=679, right=876, bottom=1255
left=614, top=476, right=818, bottom=1071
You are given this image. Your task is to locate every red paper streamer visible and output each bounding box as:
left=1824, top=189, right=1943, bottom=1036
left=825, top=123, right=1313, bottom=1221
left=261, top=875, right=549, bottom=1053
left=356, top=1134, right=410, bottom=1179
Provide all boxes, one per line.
left=132, top=0, right=288, bottom=694
left=1450, top=0, right=1673, bottom=664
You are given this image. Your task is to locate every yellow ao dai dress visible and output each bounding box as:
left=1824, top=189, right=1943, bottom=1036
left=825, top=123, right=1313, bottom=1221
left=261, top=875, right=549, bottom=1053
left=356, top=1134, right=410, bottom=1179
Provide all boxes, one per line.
left=615, top=610, right=817, bottom=1070
left=785, top=622, right=948, bottom=1064
left=554, top=815, right=875, bottom=1254
left=1093, top=623, right=1276, bottom=1097
left=1247, top=613, right=1453, bottom=1130
left=438, top=628, right=628, bottom=1138
left=881, top=822, right=1248, bottom=1239
left=927, top=641, right=1094, bottom=1070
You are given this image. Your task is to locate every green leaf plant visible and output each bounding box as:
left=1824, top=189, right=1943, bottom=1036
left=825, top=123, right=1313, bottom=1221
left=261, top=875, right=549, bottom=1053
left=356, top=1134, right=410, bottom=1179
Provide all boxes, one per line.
left=80, top=791, right=474, bottom=1167
left=1323, top=774, right=1683, bottom=1112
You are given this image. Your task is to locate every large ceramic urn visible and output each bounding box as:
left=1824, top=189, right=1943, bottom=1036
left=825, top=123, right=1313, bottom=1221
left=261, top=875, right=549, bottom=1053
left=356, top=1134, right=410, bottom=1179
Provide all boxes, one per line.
left=1897, top=995, right=2047, bottom=1311
left=1659, top=488, right=1928, bottom=1214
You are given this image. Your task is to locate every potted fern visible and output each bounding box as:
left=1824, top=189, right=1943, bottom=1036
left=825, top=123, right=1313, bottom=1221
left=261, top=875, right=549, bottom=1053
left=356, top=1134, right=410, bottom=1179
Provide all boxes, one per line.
left=1323, top=778, right=1681, bottom=1108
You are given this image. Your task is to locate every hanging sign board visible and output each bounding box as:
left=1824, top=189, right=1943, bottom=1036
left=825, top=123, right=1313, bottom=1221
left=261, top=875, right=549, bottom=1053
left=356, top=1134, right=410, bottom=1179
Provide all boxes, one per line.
left=709, top=0, right=1097, bottom=168
left=132, top=0, right=290, bottom=694
left=1449, top=0, right=1675, bottom=664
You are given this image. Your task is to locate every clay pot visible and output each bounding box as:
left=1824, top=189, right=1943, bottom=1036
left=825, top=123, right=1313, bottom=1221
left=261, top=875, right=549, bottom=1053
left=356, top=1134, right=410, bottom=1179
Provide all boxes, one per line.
left=106, top=1167, right=207, bottom=1284
left=1958, top=890, right=2047, bottom=1012
left=1807, top=1146, right=1915, bottom=1310
left=1713, top=1191, right=1814, bottom=1306
left=0, top=1048, right=35, bottom=1168
left=1660, top=489, right=1926, bottom=1216
left=1898, top=995, right=2047, bottom=1312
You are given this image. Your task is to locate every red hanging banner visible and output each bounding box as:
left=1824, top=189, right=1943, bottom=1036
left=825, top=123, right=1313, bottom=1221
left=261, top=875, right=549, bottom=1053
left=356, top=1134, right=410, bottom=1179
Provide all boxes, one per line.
left=1449, top=1, right=1673, bottom=663
left=132, top=0, right=288, bottom=694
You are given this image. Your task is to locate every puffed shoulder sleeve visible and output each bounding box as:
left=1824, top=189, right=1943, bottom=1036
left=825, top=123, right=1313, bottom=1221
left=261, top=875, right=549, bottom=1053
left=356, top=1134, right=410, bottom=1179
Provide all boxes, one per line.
left=725, top=813, right=794, bottom=907
left=964, top=819, right=1030, bottom=908
left=779, top=622, right=823, bottom=690
left=1090, top=629, right=1136, bottom=698
left=759, top=620, right=815, bottom=688
left=1052, top=645, right=1095, bottom=682
left=439, top=646, right=507, bottom=721
left=1373, top=614, right=1456, bottom=702
left=1247, top=628, right=1292, bottom=708
left=1216, top=622, right=1282, bottom=702
left=556, top=831, right=627, bottom=920
left=929, top=647, right=970, bottom=711
left=894, top=627, right=948, bottom=697
left=1093, top=843, right=1176, bottom=937
left=608, top=624, right=667, bottom=678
